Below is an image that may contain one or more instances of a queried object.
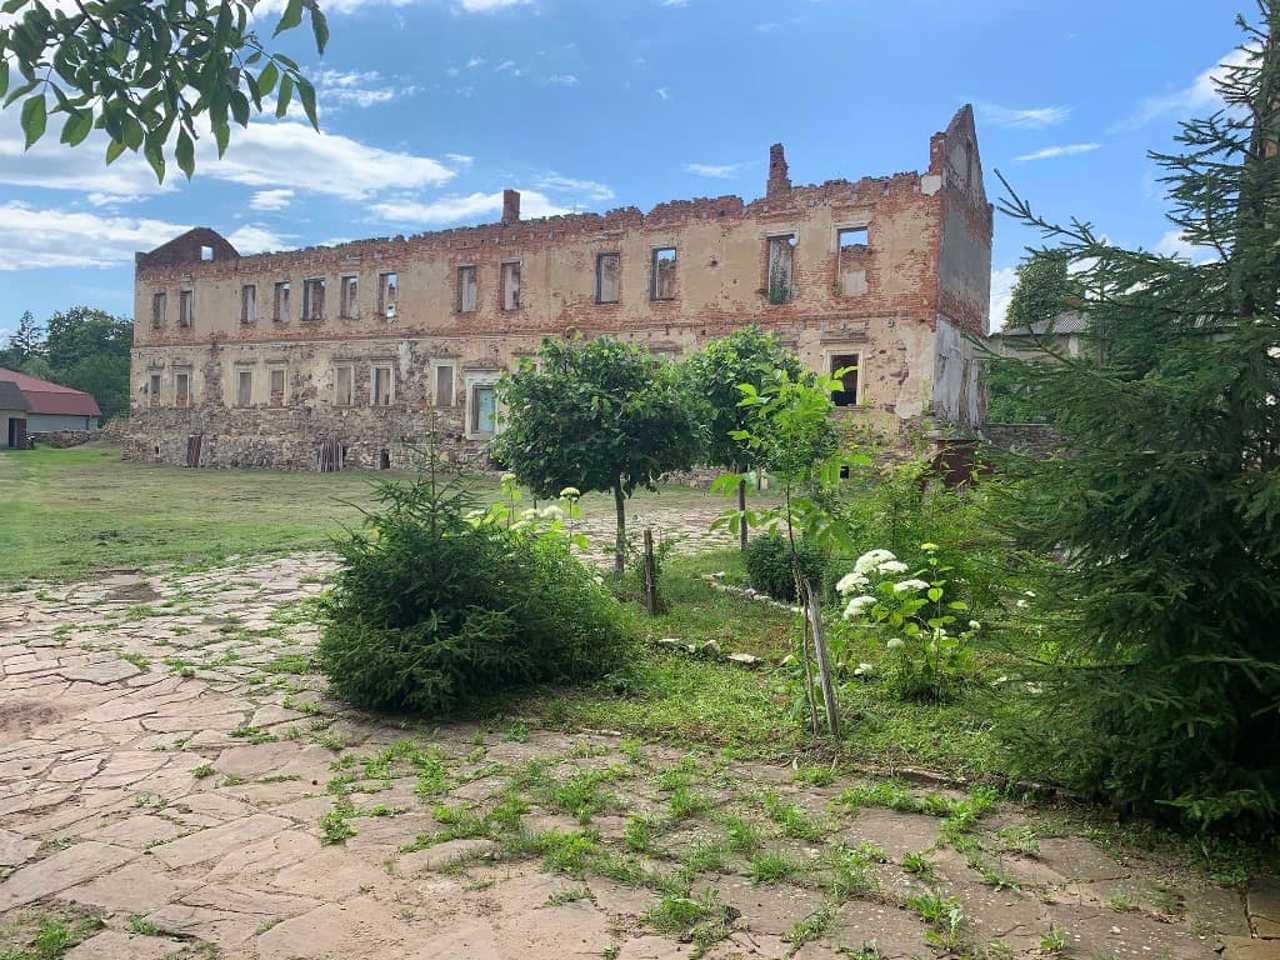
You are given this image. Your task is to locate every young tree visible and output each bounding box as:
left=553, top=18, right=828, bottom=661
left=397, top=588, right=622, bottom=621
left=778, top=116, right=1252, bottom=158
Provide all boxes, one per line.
left=993, top=4, right=1280, bottom=827
left=1003, top=249, right=1075, bottom=332
left=0, top=311, right=45, bottom=369
left=685, top=326, right=802, bottom=551
left=494, top=337, right=707, bottom=576
left=1, top=0, right=327, bottom=179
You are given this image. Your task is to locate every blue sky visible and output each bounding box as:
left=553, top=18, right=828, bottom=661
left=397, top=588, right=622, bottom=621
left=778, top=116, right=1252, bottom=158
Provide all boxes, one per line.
left=0, top=0, right=1246, bottom=337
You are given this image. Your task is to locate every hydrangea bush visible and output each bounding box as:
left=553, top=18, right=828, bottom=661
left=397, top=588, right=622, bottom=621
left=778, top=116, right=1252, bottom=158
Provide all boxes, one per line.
left=832, top=544, right=978, bottom=702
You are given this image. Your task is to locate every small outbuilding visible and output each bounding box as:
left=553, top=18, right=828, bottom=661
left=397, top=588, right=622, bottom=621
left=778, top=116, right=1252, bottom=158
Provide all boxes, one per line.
left=0, top=368, right=102, bottom=445
left=0, top=379, right=30, bottom=449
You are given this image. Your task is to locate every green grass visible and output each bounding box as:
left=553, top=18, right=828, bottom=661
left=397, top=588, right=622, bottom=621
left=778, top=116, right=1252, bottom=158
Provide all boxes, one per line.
left=0, top=446, right=763, bottom=587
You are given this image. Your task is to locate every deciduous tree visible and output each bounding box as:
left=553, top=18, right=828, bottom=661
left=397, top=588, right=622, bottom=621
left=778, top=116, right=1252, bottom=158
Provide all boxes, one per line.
left=494, top=337, right=707, bottom=576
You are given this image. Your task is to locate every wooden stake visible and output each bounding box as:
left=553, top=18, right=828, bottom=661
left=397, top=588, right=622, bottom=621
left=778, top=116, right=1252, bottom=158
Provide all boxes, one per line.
left=642, top=527, right=658, bottom=616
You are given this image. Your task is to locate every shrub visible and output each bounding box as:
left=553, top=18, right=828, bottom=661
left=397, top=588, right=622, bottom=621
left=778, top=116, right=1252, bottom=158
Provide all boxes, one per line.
left=744, top=531, right=826, bottom=602
left=317, top=457, right=636, bottom=714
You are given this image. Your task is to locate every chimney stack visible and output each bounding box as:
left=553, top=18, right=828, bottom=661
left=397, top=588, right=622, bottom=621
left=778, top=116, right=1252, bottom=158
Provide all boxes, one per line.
left=502, top=188, right=521, bottom=224
left=767, top=143, right=791, bottom=198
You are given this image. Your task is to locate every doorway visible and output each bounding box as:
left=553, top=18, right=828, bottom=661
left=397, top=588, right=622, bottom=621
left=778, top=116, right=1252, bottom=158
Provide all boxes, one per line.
left=7, top=417, right=26, bottom=449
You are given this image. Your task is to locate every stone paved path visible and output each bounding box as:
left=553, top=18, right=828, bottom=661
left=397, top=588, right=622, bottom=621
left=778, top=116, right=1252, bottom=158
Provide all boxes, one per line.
left=0, top=558, right=1270, bottom=959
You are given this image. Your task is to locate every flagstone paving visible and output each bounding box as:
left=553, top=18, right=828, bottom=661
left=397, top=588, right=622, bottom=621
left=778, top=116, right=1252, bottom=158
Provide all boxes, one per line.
left=0, top=557, right=1268, bottom=959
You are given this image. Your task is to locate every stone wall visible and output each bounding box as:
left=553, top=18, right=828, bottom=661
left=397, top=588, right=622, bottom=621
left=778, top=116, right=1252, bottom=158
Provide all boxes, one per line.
left=980, top=422, right=1063, bottom=457
left=29, top=430, right=96, bottom=448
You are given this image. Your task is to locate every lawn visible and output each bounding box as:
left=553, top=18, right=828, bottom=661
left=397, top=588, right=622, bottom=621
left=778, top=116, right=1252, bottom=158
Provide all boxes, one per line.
left=0, top=444, right=749, bottom=585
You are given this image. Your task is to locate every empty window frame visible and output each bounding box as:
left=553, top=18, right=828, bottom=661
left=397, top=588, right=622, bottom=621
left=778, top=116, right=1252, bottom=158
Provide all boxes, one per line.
left=836, top=227, right=869, bottom=298
left=236, top=368, right=253, bottom=407
left=371, top=364, right=394, bottom=406
left=457, top=265, right=477, bottom=313
left=273, top=281, right=291, bottom=322
left=378, top=272, right=399, bottom=318
left=241, top=284, right=257, bottom=323
left=268, top=367, right=287, bottom=407
left=148, top=372, right=162, bottom=405
left=596, top=252, right=620, bottom=304
left=829, top=353, right=860, bottom=407
left=470, top=383, right=497, bottom=435
left=200, top=244, right=214, bottom=261
left=302, top=278, right=326, bottom=321
left=651, top=247, right=677, bottom=301
left=334, top=364, right=354, bottom=407
left=340, top=275, right=358, bottom=319
left=434, top=363, right=455, bottom=408
left=501, top=260, right=521, bottom=311
left=174, top=370, right=191, bottom=407
left=766, top=235, right=796, bottom=305
left=178, top=289, right=195, bottom=327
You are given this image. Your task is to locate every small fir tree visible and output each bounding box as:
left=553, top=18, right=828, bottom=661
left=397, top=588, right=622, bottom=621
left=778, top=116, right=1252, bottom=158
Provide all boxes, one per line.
left=993, top=3, right=1280, bottom=828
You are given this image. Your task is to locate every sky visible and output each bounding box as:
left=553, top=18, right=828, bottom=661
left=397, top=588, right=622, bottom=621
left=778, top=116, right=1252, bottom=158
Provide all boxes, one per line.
left=0, top=0, right=1249, bottom=338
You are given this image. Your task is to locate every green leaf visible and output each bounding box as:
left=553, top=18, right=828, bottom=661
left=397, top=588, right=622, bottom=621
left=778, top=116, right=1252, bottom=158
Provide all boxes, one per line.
left=1, top=0, right=27, bottom=13
left=105, top=138, right=126, bottom=165
left=275, top=73, right=293, bottom=118
left=926, top=587, right=943, bottom=602
left=297, top=77, right=317, bottom=130
left=257, top=61, right=279, bottom=97
left=143, top=135, right=165, bottom=182
left=273, top=0, right=303, bottom=36
left=59, top=108, right=92, bottom=146
left=20, top=93, right=46, bottom=149
left=4, top=80, right=37, bottom=109
left=229, top=90, right=249, bottom=127
left=0, top=61, right=8, bottom=101
left=175, top=127, right=194, bottom=179
left=309, top=4, right=329, bottom=53
left=213, top=121, right=230, bottom=158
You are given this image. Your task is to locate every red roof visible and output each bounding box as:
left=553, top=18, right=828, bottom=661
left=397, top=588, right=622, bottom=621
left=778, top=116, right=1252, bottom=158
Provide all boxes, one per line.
left=0, top=368, right=102, bottom=417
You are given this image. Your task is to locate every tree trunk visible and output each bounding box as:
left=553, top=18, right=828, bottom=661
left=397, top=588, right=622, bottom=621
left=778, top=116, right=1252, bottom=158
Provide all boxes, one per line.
left=738, top=476, right=748, bottom=552
left=613, top=478, right=627, bottom=578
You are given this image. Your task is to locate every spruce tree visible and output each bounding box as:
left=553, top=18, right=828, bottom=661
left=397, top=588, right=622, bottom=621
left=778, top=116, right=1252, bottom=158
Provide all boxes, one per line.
left=994, top=3, right=1280, bottom=828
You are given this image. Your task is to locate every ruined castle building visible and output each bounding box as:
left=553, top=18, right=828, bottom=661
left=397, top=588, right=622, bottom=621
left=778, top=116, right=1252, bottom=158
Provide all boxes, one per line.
left=126, top=105, right=992, bottom=470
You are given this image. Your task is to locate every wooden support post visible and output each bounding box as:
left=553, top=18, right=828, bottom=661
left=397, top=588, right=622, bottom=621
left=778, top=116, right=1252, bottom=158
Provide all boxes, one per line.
left=803, top=577, right=840, bottom=738
left=642, top=527, right=658, bottom=616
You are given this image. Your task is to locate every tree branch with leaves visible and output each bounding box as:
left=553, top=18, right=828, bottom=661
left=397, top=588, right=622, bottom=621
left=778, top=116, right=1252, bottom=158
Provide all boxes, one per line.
left=0, top=0, right=327, bottom=180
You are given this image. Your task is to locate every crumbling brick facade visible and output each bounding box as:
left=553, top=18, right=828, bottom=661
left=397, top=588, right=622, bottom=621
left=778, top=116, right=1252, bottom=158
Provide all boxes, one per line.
left=125, top=106, right=992, bottom=471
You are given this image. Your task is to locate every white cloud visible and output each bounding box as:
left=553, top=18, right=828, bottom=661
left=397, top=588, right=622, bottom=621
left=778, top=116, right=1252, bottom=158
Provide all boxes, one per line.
left=978, top=103, right=1070, bottom=129
left=371, top=189, right=570, bottom=227
left=0, top=202, right=190, bottom=270
left=655, top=87, right=670, bottom=101
left=536, top=174, right=615, bottom=202
left=196, top=120, right=456, bottom=201
left=1014, top=143, right=1101, bottom=163
left=1154, top=229, right=1219, bottom=264
left=446, top=153, right=476, bottom=168
left=466, top=57, right=487, bottom=69
left=660, top=0, right=688, bottom=6
left=0, top=110, right=458, bottom=203
left=685, top=162, right=745, bottom=179
left=1129, top=47, right=1252, bottom=127
left=226, top=224, right=295, bottom=254
left=456, top=0, right=529, bottom=10
left=547, top=74, right=579, bottom=87
left=314, top=69, right=418, bottom=108
left=755, top=21, right=778, bottom=32
left=495, top=60, right=522, bottom=76
left=989, top=266, right=1017, bottom=330
left=249, top=189, right=295, bottom=212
